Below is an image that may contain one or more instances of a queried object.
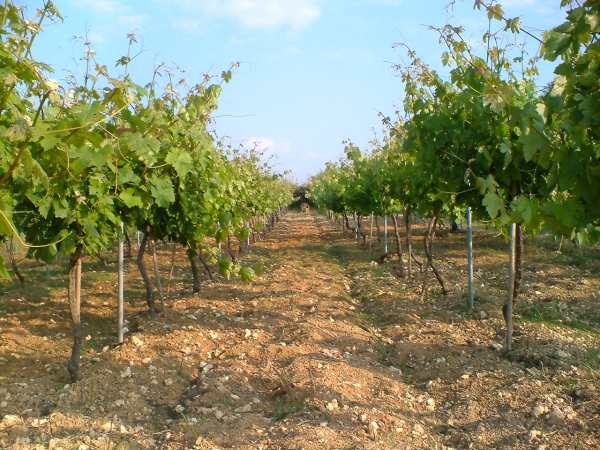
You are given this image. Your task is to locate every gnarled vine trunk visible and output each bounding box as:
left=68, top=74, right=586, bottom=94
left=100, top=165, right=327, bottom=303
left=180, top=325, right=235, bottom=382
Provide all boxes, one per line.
left=8, top=237, right=25, bottom=285
left=137, top=228, right=156, bottom=313
left=187, top=248, right=201, bottom=293
left=226, top=235, right=238, bottom=262
left=151, top=239, right=164, bottom=307
left=391, top=214, right=405, bottom=277
left=198, top=252, right=214, bottom=281
left=404, top=208, right=423, bottom=276
left=423, top=215, right=448, bottom=295
left=343, top=212, right=352, bottom=232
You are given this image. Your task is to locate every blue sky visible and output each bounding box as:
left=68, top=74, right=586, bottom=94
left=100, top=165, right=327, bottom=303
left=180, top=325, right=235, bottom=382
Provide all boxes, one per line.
left=28, top=0, right=565, bottom=182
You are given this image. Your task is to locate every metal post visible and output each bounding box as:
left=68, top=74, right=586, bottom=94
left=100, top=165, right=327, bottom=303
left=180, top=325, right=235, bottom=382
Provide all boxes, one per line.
left=118, top=223, right=124, bottom=344
left=384, top=215, right=388, bottom=254
left=467, top=207, right=474, bottom=309
left=505, top=223, right=516, bottom=351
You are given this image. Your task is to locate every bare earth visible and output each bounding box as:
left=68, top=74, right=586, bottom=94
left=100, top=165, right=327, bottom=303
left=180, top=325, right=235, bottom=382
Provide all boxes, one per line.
left=1, top=213, right=599, bottom=449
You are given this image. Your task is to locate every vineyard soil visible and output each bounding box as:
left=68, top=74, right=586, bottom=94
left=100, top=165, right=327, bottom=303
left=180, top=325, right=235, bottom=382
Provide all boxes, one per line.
left=1, top=213, right=599, bottom=449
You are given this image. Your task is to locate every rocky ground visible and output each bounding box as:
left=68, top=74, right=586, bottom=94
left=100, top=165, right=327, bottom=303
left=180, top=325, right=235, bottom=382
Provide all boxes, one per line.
left=0, top=213, right=599, bottom=449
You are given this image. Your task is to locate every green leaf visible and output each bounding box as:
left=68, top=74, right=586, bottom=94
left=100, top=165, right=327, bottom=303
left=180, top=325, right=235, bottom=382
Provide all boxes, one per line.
left=519, top=129, right=545, bottom=162
left=119, top=188, right=143, bottom=208
left=482, top=191, right=504, bottom=219
left=20, top=149, right=49, bottom=188
left=149, top=174, right=175, bottom=208
left=499, top=142, right=512, bottom=169
left=221, top=70, right=233, bottom=83
left=239, top=266, right=255, bottom=282
left=52, top=199, right=70, bottom=219
left=511, top=196, right=537, bottom=225
left=487, top=3, right=503, bottom=20
left=218, top=257, right=232, bottom=279
left=0, top=255, right=10, bottom=280
left=165, top=147, right=193, bottom=179
left=475, top=175, right=498, bottom=194
left=542, top=31, right=571, bottom=61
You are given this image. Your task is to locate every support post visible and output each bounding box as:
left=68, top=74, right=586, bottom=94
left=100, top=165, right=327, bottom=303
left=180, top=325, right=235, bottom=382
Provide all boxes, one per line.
left=384, top=215, right=388, bottom=254
left=466, top=207, right=474, bottom=310
left=504, top=223, right=517, bottom=352
left=118, top=223, right=124, bottom=344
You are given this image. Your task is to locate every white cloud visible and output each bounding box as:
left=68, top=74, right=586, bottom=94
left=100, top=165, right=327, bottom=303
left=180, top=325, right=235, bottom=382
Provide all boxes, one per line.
left=71, top=0, right=146, bottom=33
left=171, top=0, right=321, bottom=31
left=243, top=136, right=275, bottom=153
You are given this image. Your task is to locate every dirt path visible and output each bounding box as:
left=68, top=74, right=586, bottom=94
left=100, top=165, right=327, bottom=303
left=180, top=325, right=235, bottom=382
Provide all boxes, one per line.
left=1, top=213, right=599, bottom=449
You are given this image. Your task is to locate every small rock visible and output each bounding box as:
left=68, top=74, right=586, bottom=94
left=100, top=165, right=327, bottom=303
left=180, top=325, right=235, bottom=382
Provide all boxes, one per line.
left=2, top=414, right=20, bottom=426
left=31, top=418, right=47, bottom=427
left=413, top=423, right=424, bottom=435
left=547, top=407, right=565, bottom=425
left=426, top=398, right=436, bottom=411
left=479, top=310, right=488, bottom=320
left=528, top=429, right=542, bottom=442
left=532, top=404, right=548, bottom=418
left=368, top=421, right=379, bottom=439
left=319, top=421, right=328, bottom=427
left=142, top=357, right=152, bottom=364
left=326, top=399, right=339, bottom=411
left=235, top=403, right=252, bottom=413
left=359, top=413, right=368, bottom=423
left=214, top=410, right=224, bottom=420
left=114, top=399, right=125, bottom=407
left=131, top=335, right=143, bottom=347
left=490, top=342, right=503, bottom=352
left=164, top=378, right=173, bottom=387
left=120, top=366, right=132, bottom=378
left=554, top=350, right=570, bottom=359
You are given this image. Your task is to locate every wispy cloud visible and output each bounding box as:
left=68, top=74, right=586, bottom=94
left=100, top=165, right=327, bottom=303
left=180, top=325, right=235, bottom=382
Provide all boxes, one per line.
left=169, top=0, right=321, bottom=32
left=243, top=136, right=275, bottom=153
left=71, top=0, right=147, bottom=32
